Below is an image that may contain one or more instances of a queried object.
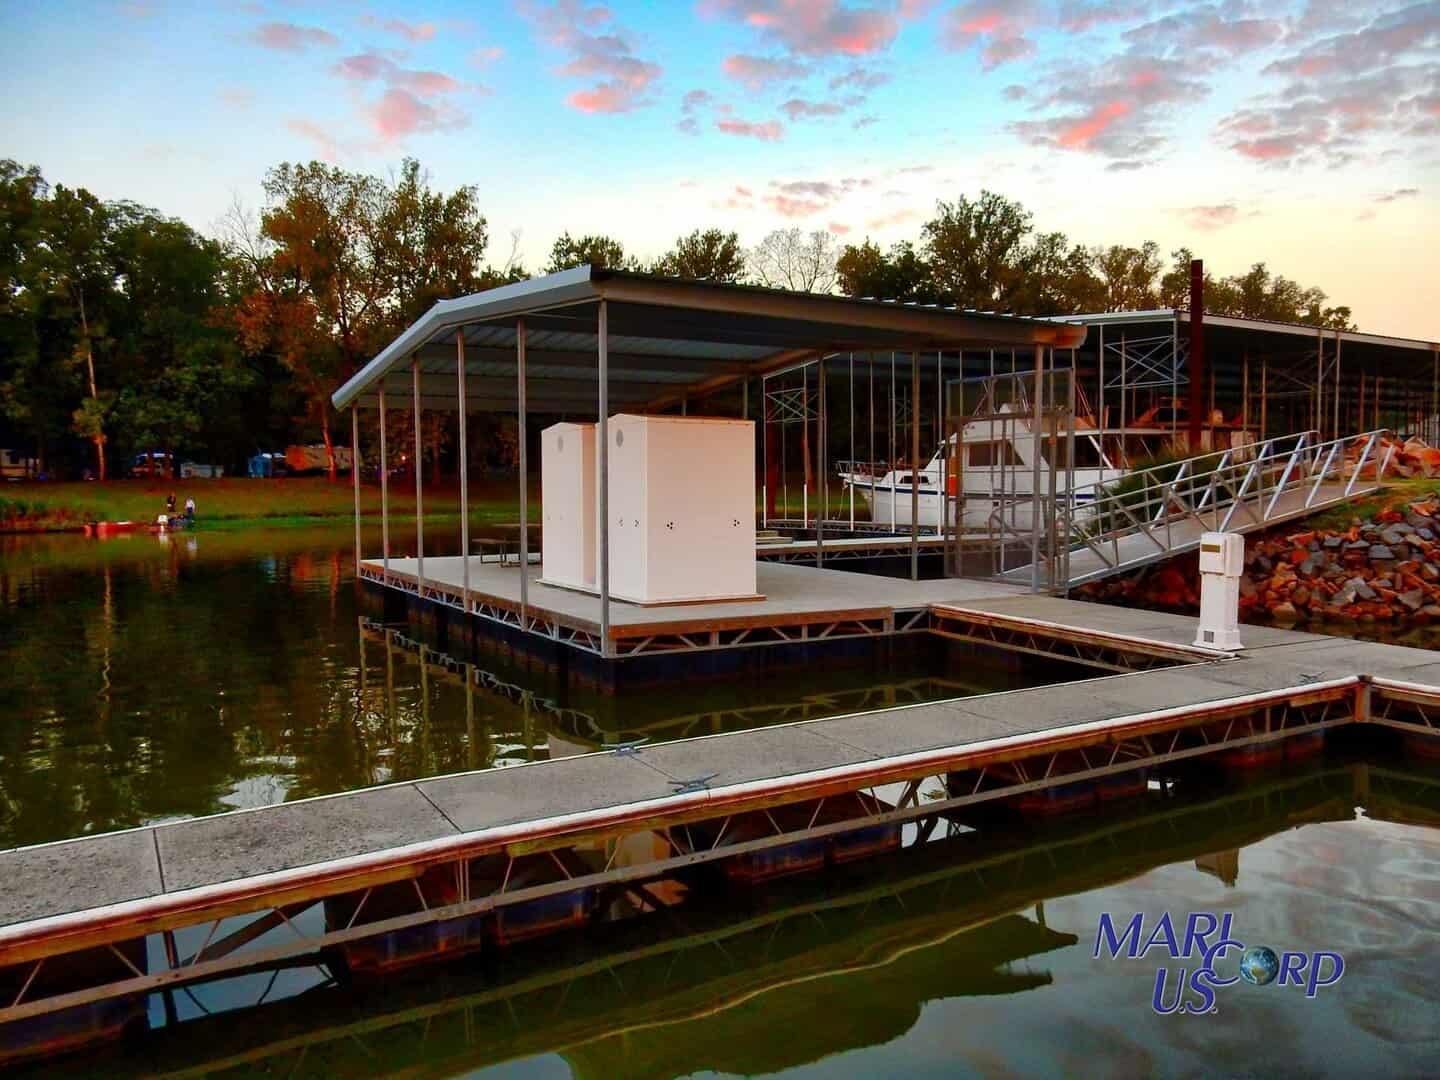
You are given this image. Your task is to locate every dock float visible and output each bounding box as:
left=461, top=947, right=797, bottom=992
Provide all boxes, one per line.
left=3, top=598, right=1440, bottom=1057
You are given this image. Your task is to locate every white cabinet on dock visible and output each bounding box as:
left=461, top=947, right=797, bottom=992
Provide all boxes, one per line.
left=540, top=422, right=596, bottom=590
left=606, top=414, right=757, bottom=604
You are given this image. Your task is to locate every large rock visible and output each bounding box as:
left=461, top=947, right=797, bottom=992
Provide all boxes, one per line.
left=1368, top=544, right=1394, bottom=561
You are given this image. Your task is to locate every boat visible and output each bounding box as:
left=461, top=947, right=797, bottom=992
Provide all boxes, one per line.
left=839, top=400, right=1260, bottom=531
left=83, top=520, right=142, bottom=538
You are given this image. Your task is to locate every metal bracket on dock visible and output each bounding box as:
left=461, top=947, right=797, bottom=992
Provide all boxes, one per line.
left=669, top=773, right=719, bottom=794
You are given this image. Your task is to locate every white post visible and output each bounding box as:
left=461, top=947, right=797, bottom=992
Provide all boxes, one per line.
left=456, top=331, right=470, bottom=614
left=517, top=318, right=529, bottom=626
left=379, top=386, right=389, bottom=576
left=412, top=357, right=425, bottom=594
left=597, top=301, right=610, bottom=654
left=351, top=406, right=361, bottom=575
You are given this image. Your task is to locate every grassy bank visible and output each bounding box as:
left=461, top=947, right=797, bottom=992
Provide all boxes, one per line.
left=0, top=477, right=537, bottom=533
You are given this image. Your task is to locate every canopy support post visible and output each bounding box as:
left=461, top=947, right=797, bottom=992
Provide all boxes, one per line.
left=412, top=357, right=425, bottom=595
left=910, top=350, right=919, bottom=581
left=351, top=406, right=361, bottom=574
left=456, top=332, right=470, bottom=615
left=379, top=386, right=389, bottom=577
left=517, top=318, right=529, bottom=628
left=597, top=302, right=611, bottom=656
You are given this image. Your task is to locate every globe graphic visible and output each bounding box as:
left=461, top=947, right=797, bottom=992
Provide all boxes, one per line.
left=1240, top=945, right=1280, bottom=986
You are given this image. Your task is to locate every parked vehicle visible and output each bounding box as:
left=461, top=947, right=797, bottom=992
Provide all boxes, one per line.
left=285, top=444, right=353, bottom=475
left=179, top=461, right=224, bottom=479
left=131, top=451, right=174, bottom=478
left=247, top=452, right=290, bottom=478
left=1, top=448, right=38, bottom=480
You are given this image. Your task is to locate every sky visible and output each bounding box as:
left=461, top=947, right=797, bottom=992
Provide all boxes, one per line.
left=1, top=0, right=1436, bottom=338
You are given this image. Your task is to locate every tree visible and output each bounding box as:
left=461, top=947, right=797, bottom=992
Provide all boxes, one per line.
left=1160, top=248, right=1354, bottom=329
left=1011, top=232, right=1103, bottom=315
left=746, top=228, right=837, bottom=292
left=653, top=228, right=744, bottom=281
left=922, top=190, right=1032, bottom=311
left=546, top=232, right=635, bottom=272
left=1092, top=241, right=1163, bottom=311
left=835, top=239, right=939, bottom=302
left=38, top=185, right=115, bottom=478
left=373, top=158, right=489, bottom=329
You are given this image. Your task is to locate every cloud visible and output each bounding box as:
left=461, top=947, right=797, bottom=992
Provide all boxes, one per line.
left=366, top=88, right=469, bottom=140
left=829, top=66, right=891, bottom=91
left=1376, top=187, right=1421, bottom=202
left=1009, top=53, right=1206, bottom=160
left=722, top=53, right=809, bottom=89
left=218, top=86, right=253, bottom=110
left=713, top=184, right=758, bottom=210
left=940, top=1, right=1041, bottom=70
left=702, top=0, right=906, bottom=58
left=780, top=97, right=846, bottom=119
left=1215, top=4, right=1440, bottom=167
left=470, top=46, right=504, bottom=67
left=523, top=0, right=663, bottom=113
left=1177, top=202, right=1244, bottom=230
left=866, top=207, right=921, bottom=229
left=287, top=118, right=343, bottom=162
left=717, top=117, right=786, bottom=140
left=332, top=51, right=469, bottom=96
left=853, top=114, right=879, bottom=129
left=249, top=22, right=339, bottom=53
left=361, top=16, right=438, bottom=43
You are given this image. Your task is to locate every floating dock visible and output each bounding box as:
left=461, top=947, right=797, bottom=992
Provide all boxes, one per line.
left=4, top=595, right=1440, bottom=1058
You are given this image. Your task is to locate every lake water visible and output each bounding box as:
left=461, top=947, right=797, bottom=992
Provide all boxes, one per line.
left=2, top=527, right=1438, bottom=1077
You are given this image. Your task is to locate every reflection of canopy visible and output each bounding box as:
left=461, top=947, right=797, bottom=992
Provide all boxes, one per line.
left=562, top=912, right=1072, bottom=1080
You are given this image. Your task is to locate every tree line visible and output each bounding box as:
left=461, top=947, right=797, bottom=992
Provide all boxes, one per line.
left=0, top=158, right=1353, bottom=481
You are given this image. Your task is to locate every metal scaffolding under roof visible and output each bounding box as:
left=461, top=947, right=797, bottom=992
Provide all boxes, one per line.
left=331, top=266, right=1087, bottom=414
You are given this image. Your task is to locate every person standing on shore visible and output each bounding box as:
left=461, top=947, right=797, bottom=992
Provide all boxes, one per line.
left=184, top=495, right=195, bottom=523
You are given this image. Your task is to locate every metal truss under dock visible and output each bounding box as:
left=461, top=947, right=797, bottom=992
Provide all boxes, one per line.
left=4, top=596, right=1440, bottom=1037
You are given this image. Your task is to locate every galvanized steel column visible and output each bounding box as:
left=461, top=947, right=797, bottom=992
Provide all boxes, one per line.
left=351, top=406, right=361, bottom=574
left=597, top=301, right=610, bottom=654
left=910, top=349, right=919, bottom=581
left=1031, top=344, right=1045, bottom=593
left=379, top=385, right=390, bottom=576
left=456, top=331, right=470, bottom=613
left=412, top=357, right=425, bottom=594
left=517, top=318, right=529, bottom=627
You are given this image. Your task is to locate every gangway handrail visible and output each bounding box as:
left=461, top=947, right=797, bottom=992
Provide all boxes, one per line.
left=1040, top=428, right=1397, bottom=588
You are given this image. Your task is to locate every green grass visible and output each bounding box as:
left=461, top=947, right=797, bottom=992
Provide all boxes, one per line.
left=1299, top=477, right=1440, bottom=532
left=0, top=476, right=538, bottom=533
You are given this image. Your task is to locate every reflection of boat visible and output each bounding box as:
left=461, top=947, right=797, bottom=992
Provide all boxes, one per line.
left=82, top=520, right=142, bottom=538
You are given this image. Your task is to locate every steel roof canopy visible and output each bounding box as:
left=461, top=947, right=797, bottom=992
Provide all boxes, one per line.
left=332, top=266, right=1088, bottom=413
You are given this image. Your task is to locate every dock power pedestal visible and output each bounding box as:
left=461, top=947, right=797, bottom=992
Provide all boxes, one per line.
left=1194, top=531, right=1244, bottom=650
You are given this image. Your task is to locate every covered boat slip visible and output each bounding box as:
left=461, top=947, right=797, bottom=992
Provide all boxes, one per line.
left=331, top=266, right=1086, bottom=657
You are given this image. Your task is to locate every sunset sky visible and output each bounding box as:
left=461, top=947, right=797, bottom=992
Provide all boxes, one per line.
left=2, top=1, right=1435, bottom=338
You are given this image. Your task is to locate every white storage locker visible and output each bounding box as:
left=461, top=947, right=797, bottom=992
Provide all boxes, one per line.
left=606, top=414, right=757, bottom=604
left=540, top=422, right=596, bottom=590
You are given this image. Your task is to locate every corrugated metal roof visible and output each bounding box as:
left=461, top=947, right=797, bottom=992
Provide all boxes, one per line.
left=332, top=267, right=1087, bottom=413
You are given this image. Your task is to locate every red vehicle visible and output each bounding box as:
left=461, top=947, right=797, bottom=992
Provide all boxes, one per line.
left=130, top=451, right=174, bottom=478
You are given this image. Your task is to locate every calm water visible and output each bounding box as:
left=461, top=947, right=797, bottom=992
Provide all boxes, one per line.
left=3, top=528, right=1438, bottom=1077
left=0, top=526, right=1038, bottom=848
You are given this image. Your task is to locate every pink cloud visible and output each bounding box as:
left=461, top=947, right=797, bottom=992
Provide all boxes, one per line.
left=717, top=117, right=785, bottom=141
left=366, top=88, right=469, bottom=140
left=287, top=119, right=342, bottom=162
left=1178, top=203, right=1243, bottom=230
left=362, top=16, right=438, bottom=43
left=766, top=193, right=826, bottom=217
left=471, top=46, right=504, bottom=66
left=703, top=1, right=907, bottom=57
left=332, top=52, right=467, bottom=96
left=722, top=53, right=808, bottom=89
left=781, top=97, right=845, bottom=120
left=1056, top=99, right=1132, bottom=148
left=1230, top=135, right=1304, bottom=161
left=865, top=208, right=920, bottom=229
left=941, top=2, right=1040, bottom=70
left=828, top=221, right=851, bottom=235
left=524, top=0, right=662, bottom=113
left=249, top=22, right=339, bottom=53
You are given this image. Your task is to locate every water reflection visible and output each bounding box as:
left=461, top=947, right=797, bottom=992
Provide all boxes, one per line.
left=28, top=757, right=1440, bottom=1078
left=0, top=527, right=1043, bottom=847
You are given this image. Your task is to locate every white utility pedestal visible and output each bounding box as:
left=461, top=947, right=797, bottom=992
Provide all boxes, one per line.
left=606, top=414, right=757, bottom=604
left=1194, top=531, right=1244, bottom=650
left=540, top=422, right=596, bottom=590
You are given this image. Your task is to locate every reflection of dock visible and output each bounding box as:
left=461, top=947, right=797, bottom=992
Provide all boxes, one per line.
left=39, top=759, right=1432, bottom=1078
left=5, top=598, right=1440, bottom=1054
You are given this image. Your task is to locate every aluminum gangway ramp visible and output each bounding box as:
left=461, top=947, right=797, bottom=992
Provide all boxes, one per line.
left=1008, top=429, right=1397, bottom=590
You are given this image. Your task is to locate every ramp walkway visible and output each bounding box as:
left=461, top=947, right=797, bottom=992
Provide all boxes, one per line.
left=1007, top=428, right=1396, bottom=589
